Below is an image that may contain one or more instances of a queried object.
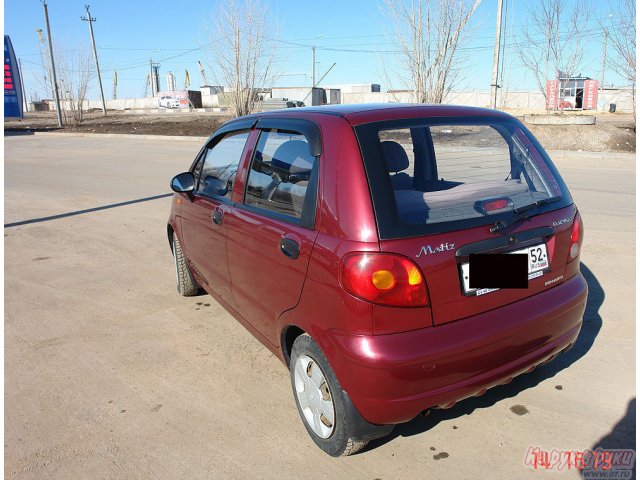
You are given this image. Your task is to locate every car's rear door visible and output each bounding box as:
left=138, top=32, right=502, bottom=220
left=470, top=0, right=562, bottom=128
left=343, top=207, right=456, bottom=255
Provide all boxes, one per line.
left=225, top=119, right=320, bottom=344
left=354, top=117, right=575, bottom=327
left=180, top=127, right=253, bottom=302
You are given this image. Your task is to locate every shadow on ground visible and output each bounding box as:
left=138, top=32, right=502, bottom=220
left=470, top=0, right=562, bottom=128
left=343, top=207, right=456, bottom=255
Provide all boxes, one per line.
left=4, top=127, right=61, bottom=136
left=367, top=262, right=603, bottom=451
left=581, top=398, right=636, bottom=479
left=4, top=193, right=173, bottom=228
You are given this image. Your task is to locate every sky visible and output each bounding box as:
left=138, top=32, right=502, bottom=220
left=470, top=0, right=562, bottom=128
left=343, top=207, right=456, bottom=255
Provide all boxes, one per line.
left=4, top=0, right=630, bottom=101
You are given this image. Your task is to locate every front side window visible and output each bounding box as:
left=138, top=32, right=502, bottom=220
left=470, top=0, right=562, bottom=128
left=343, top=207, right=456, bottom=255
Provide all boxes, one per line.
left=244, top=129, right=316, bottom=221
left=356, top=118, right=570, bottom=238
left=195, top=130, right=250, bottom=200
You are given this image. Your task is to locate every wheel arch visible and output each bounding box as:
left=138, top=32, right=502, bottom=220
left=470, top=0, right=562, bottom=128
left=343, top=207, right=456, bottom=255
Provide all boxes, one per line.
left=167, top=223, right=175, bottom=251
left=280, top=324, right=306, bottom=368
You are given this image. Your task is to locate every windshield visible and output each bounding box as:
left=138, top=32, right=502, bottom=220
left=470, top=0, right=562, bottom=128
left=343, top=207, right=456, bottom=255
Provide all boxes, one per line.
left=355, top=117, right=571, bottom=239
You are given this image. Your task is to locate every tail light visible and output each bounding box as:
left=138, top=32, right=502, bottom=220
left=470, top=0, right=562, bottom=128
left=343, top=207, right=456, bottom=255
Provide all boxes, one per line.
left=340, top=253, right=428, bottom=307
left=568, top=211, right=583, bottom=261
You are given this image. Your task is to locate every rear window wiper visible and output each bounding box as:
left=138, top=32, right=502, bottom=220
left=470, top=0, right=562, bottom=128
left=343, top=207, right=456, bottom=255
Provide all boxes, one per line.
left=490, top=197, right=561, bottom=233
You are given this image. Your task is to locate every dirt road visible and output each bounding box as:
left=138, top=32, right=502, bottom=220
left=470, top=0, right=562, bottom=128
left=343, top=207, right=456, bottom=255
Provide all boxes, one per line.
left=4, top=134, right=635, bottom=479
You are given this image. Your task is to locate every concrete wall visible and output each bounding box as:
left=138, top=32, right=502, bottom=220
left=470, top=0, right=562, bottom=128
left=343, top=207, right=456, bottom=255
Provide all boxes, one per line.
left=271, top=87, right=324, bottom=106
left=341, top=91, right=411, bottom=104
left=596, top=88, right=635, bottom=112
left=57, top=86, right=634, bottom=112
left=201, top=94, right=220, bottom=108
left=323, top=83, right=381, bottom=93
left=200, top=86, right=224, bottom=96
left=341, top=88, right=634, bottom=112
left=60, top=97, right=159, bottom=111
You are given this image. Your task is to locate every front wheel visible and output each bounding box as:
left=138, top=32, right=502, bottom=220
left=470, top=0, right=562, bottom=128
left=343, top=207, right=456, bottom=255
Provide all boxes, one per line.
left=290, top=334, right=391, bottom=456
left=172, top=235, right=200, bottom=296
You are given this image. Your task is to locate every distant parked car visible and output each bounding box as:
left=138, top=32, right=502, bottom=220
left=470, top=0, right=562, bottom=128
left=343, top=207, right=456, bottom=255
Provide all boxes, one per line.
left=167, top=104, right=587, bottom=457
left=158, top=96, right=180, bottom=109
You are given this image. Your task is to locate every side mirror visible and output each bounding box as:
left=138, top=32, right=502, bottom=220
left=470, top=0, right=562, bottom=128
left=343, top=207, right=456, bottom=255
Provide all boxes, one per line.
left=170, top=172, right=195, bottom=193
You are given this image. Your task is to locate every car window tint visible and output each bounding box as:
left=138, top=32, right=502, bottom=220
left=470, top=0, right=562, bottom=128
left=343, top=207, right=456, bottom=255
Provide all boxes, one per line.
left=196, top=130, right=250, bottom=200
left=430, top=126, right=510, bottom=183
left=372, top=122, right=562, bottom=226
left=245, top=129, right=316, bottom=220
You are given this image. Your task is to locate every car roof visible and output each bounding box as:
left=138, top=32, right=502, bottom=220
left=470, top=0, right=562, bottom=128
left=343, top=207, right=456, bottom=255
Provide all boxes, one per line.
left=234, top=103, right=514, bottom=127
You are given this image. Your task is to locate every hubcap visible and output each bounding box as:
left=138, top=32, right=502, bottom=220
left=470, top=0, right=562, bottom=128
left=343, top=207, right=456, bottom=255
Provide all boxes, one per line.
left=294, top=354, right=335, bottom=439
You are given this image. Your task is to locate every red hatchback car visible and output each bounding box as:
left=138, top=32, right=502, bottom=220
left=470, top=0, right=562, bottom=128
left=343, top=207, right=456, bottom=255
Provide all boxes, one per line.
left=167, top=104, right=587, bottom=456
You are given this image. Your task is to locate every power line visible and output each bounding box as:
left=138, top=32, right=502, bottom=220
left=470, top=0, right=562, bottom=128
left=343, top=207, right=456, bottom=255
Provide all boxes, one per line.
left=24, top=22, right=622, bottom=76
left=22, top=16, right=625, bottom=99
left=28, top=17, right=616, bottom=74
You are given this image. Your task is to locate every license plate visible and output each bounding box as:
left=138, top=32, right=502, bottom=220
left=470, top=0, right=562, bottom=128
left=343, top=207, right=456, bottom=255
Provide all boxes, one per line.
left=460, top=243, right=549, bottom=296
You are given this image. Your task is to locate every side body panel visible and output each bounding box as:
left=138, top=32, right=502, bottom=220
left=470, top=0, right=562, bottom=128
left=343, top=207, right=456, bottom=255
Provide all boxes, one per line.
left=276, top=115, right=380, bottom=343
left=225, top=208, right=318, bottom=344
left=180, top=196, right=234, bottom=299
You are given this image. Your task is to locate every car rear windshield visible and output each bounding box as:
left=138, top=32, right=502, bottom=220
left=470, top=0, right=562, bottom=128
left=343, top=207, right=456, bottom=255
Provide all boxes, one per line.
left=354, top=117, right=571, bottom=239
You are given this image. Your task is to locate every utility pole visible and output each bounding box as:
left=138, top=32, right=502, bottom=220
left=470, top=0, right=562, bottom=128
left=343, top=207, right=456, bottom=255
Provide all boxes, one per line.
left=312, top=45, right=316, bottom=88
left=42, top=1, right=63, bottom=127
left=81, top=5, right=107, bottom=114
left=113, top=68, right=117, bottom=99
left=490, top=0, right=504, bottom=109
left=302, top=63, right=336, bottom=105
left=600, top=28, right=608, bottom=111
left=18, top=58, right=28, bottom=112
left=149, top=59, right=154, bottom=97
left=148, top=59, right=160, bottom=96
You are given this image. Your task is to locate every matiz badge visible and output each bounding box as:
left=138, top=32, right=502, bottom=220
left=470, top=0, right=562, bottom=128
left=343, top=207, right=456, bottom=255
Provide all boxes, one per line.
left=416, top=242, right=455, bottom=258
left=553, top=217, right=573, bottom=227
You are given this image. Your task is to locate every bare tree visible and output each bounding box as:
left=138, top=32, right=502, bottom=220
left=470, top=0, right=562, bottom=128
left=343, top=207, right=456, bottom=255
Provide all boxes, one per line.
left=203, top=0, right=279, bottom=117
left=35, top=29, right=56, bottom=101
left=379, top=0, right=482, bottom=104
left=33, top=38, right=93, bottom=123
left=516, top=0, right=592, bottom=108
left=56, top=43, right=94, bottom=125
left=606, top=0, right=635, bottom=123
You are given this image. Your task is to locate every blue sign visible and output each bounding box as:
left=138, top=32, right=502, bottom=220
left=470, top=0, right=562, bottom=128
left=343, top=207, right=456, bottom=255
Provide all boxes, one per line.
left=5, top=35, right=23, bottom=119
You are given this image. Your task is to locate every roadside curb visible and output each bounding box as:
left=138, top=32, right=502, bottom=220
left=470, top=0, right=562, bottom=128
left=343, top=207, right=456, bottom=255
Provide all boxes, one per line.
left=27, top=131, right=209, bottom=142
left=547, top=149, right=635, bottom=160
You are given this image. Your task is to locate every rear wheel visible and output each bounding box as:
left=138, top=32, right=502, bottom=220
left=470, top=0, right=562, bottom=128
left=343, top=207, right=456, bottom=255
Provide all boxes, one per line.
left=290, top=334, right=384, bottom=456
left=172, top=235, right=200, bottom=296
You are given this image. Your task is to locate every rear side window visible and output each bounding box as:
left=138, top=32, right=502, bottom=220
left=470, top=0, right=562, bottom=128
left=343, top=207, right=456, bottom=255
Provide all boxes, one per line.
left=356, top=118, right=570, bottom=238
left=196, top=130, right=250, bottom=200
left=244, top=129, right=317, bottom=222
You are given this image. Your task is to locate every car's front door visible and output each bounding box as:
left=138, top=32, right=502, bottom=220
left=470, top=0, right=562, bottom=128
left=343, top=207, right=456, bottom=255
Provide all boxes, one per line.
left=180, top=128, right=252, bottom=302
left=225, top=122, right=320, bottom=344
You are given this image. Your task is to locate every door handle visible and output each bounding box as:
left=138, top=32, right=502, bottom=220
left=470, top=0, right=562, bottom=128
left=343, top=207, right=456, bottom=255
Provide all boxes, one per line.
left=212, top=210, right=223, bottom=225
left=279, top=238, right=300, bottom=259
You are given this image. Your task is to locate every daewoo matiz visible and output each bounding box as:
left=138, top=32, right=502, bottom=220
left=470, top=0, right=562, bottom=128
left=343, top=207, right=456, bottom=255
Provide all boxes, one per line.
left=167, top=104, right=587, bottom=456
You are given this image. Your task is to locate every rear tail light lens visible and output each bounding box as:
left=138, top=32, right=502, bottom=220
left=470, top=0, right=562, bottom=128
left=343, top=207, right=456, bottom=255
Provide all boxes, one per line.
left=568, top=211, right=583, bottom=261
left=340, top=253, right=428, bottom=307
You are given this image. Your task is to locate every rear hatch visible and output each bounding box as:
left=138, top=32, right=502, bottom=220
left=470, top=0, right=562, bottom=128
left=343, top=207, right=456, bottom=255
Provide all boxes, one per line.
left=380, top=206, right=576, bottom=324
left=354, top=115, right=576, bottom=325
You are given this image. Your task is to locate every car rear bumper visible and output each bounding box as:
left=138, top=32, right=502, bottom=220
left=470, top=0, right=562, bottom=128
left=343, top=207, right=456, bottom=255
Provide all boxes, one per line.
left=320, top=273, right=588, bottom=425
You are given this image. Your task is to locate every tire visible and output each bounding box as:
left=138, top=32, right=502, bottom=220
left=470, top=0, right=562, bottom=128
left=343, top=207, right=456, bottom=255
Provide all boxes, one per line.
left=172, top=235, right=200, bottom=296
left=290, top=334, right=384, bottom=457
